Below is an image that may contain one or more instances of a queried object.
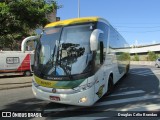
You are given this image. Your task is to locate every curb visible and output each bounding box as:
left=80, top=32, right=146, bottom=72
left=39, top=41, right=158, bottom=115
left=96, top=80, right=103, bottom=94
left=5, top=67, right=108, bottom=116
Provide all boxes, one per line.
left=0, top=85, right=32, bottom=91
left=130, top=61, right=155, bottom=66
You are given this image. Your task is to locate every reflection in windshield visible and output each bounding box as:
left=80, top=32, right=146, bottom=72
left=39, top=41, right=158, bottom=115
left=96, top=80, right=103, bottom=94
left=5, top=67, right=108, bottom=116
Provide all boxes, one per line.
left=34, top=24, right=94, bottom=78
left=58, top=43, right=85, bottom=75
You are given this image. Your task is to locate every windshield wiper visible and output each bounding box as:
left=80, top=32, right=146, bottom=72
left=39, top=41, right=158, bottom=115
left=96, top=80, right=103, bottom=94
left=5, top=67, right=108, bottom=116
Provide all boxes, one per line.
left=39, top=43, right=57, bottom=76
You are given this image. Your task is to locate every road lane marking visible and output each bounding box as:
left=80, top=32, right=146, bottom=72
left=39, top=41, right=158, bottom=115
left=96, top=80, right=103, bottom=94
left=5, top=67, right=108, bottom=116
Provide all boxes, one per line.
left=129, top=72, right=157, bottom=76
left=130, top=70, right=151, bottom=74
left=118, top=87, right=135, bottom=90
left=94, top=95, right=160, bottom=107
left=130, top=73, right=152, bottom=76
left=119, top=103, right=160, bottom=111
left=109, top=90, right=145, bottom=97
left=129, top=69, right=160, bottom=76
left=130, top=72, right=153, bottom=74
left=44, top=106, right=83, bottom=113
left=55, top=117, right=108, bottom=120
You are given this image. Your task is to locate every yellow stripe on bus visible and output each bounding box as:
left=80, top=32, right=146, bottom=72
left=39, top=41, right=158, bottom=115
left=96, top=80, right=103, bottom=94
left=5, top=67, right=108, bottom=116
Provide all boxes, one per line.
left=45, top=17, right=99, bottom=28
left=34, top=75, right=57, bottom=88
left=34, top=75, right=85, bottom=89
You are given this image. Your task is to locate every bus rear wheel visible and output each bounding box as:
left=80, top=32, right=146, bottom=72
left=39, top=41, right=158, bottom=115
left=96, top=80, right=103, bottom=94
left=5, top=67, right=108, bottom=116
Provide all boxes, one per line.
left=107, top=75, right=114, bottom=95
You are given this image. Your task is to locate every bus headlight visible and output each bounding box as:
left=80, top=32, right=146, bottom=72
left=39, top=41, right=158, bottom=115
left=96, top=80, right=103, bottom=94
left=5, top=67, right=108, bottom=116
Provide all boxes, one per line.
left=73, top=81, right=94, bottom=92
left=79, top=97, right=87, bottom=103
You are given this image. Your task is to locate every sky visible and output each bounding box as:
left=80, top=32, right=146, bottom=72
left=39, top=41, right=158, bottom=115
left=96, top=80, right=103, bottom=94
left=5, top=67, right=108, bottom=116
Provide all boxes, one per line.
left=56, top=0, right=160, bottom=46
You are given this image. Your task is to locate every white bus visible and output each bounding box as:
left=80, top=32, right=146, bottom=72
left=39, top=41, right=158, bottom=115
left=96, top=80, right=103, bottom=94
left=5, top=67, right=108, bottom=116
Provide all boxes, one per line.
left=32, top=17, right=130, bottom=106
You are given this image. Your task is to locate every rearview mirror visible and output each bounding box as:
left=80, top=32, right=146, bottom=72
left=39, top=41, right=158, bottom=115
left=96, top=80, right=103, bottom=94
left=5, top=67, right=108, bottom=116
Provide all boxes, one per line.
left=90, top=29, right=104, bottom=51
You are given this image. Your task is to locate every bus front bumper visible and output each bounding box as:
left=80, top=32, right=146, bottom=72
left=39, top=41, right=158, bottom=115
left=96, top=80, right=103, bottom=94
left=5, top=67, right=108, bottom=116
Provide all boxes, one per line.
left=32, top=83, right=95, bottom=106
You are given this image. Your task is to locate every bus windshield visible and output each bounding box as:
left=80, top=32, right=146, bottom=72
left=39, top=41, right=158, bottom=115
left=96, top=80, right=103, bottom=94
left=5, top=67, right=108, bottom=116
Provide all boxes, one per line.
left=34, top=24, right=94, bottom=78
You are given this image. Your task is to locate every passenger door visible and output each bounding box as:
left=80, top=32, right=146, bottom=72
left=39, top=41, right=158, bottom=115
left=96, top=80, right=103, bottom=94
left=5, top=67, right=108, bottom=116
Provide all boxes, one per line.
left=94, top=67, right=106, bottom=101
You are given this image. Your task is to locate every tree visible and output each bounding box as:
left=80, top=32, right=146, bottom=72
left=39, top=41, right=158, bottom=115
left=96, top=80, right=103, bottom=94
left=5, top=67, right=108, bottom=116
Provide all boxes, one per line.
left=118, top=52, right=130, bottom=61
left=133, top=53, right=139, bottom=61
left=0, top=2, right=20, bottom=50
left=147, top=51, right=157, bottom=61
left=0, top=0, right=59, bottom=50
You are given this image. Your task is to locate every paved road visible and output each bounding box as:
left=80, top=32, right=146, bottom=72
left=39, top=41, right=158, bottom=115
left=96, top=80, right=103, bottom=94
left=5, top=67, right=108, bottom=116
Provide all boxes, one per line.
left=0, top=65, right=160, bottom=120
left=0, top=75, right=32, bottom=90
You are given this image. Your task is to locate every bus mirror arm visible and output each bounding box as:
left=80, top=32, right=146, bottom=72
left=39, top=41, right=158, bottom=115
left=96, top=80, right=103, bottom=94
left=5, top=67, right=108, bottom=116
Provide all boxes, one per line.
left=100, top=41, right=104, bottom=64
left=90, top=29, right=104, bottom=51
left=21, top=36, right=40, bottom=53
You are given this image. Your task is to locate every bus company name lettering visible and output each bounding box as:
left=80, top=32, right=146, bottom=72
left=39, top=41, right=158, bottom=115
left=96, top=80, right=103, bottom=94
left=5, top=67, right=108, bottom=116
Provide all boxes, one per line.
left=40, top=81, right=51, bottom=86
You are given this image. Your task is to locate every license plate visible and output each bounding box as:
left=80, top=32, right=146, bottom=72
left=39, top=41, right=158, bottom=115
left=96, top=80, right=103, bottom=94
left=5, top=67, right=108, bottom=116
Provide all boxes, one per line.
left=50, top=96, right=60, bottom=101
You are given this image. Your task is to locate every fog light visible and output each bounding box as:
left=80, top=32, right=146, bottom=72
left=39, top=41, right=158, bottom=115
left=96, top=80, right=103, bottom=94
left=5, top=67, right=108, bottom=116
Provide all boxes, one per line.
left=79, top=97, right=87, bottom=103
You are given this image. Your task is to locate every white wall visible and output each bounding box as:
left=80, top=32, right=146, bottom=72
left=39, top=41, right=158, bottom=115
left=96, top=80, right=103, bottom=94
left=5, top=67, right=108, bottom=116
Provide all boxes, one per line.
left=130, top=44, right=160, bottom=54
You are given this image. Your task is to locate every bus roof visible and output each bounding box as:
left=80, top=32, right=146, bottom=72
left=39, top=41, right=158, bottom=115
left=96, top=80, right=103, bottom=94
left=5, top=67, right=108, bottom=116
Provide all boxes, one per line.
left=45, top=17, right=100, bottom=28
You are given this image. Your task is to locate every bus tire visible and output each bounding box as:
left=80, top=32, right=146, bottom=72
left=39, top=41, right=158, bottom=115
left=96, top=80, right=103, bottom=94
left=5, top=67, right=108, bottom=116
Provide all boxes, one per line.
left=24, top=71, right=31, bottom=76
left=126, top=64, right=130, bottom=73
left=107, top=75, right=114, bottom=95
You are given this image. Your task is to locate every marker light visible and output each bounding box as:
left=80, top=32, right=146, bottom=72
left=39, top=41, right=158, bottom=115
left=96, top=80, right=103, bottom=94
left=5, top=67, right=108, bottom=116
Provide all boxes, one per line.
left=32, top=87, right=37, bottom=96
